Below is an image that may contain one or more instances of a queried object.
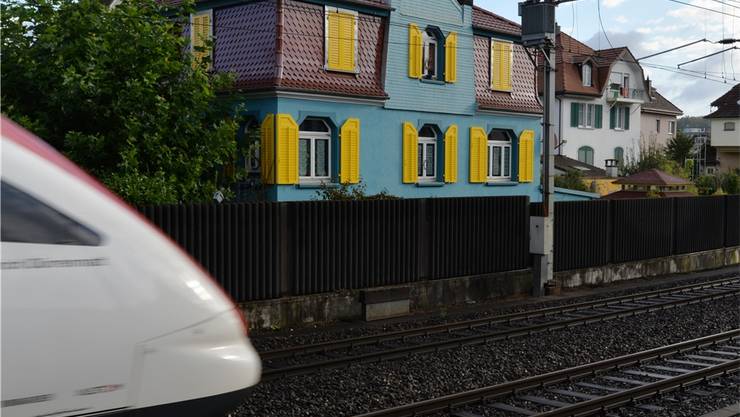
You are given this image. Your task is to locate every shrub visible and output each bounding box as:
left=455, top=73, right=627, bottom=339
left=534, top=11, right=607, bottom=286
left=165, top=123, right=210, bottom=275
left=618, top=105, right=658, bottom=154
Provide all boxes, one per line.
left=696, top=175, right=720, bottom=195
left=554, top=170, right=588, bottom=192
left=316, top=181, right=400, bottom=201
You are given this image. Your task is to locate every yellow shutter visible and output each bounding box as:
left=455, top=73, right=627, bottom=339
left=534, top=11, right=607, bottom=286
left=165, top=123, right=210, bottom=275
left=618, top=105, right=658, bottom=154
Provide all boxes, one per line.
left=260, top=114, right=275, bottom=184
left=326, top=10, right=356, bottom=72
left=469, top=127, right=487, bottom=183
left=275, top=114, right=299, bottom=184
left=518, top=129, right=535, bottom=183
left=402, top=122, right=418, bottom=183
left=191, top=12, right=211, bottom=68
left=340, top=118, right=361, bottom=184
left=445, top=32, right=457, bottom=83
left=491, top=40, right=512, bottom=91
left=408, top=24, right=423, bottom=79
left=444, top=125, right=458, bottom=183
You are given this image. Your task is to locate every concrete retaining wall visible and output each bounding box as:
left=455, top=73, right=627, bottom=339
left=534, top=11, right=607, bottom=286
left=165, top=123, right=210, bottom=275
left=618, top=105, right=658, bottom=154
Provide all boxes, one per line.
left=241, top=246, right=739, bottom=330
left=555, top=246, right=740, bottom=289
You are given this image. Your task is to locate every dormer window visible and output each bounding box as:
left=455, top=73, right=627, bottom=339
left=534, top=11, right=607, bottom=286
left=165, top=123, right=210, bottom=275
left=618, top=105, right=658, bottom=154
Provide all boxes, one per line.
left=582, top=63, right=592, bottom=87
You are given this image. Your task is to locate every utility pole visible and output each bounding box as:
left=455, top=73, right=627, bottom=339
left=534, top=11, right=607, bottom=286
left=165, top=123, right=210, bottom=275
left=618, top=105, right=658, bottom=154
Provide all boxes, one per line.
left=520, top=0, right=572, bottom=296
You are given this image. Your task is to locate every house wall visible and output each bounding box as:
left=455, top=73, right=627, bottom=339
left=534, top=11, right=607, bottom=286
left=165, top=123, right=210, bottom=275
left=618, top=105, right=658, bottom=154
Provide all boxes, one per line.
left=383, top=0, right=477, bottom=115
left=710, top=118, right=740, bottom=148
left=557, top=61, right=645, bottom=169
left=244, top=96, right=543, bottom=201
left=640, top=112, right=678, bottom=148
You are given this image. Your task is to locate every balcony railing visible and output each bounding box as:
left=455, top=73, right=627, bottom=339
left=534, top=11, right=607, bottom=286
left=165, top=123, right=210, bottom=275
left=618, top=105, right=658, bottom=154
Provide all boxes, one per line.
left=607, top=85, right=644, bottom=102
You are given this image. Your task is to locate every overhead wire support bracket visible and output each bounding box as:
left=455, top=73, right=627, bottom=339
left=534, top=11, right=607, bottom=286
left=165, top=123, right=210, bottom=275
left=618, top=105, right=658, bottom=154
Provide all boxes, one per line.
left=678, top=47, right=739, bottom=68
left=636, top=39, right=708, bottom=61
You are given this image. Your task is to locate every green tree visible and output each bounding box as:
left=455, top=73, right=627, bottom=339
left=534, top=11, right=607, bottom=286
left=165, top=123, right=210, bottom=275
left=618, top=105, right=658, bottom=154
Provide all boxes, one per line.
left=2, top=0, right=242, bottom=204
left=696, top=175, right=719, bottom=195
left=622, top=142, right=691, bottom=179
left=666, top=131, right=695, bottom=167
left=554, top=169, right=588, bottom=192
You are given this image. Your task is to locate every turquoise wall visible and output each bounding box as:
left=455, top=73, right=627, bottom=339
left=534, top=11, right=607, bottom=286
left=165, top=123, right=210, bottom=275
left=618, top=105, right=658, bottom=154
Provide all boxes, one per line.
left=383, top=0, right=476, bottom=115
left=242, top=96, right=543, bottom=202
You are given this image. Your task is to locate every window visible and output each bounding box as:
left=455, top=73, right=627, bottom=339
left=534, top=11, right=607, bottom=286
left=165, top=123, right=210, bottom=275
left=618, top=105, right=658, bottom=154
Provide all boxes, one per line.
left=299, top=119, right=331, bottom=181
left=417, top=125, right=437, bottom=181
left=614, top=147, right=624, bottom=165
left=491, top=40, right=513, bottom=91
left=656, top=119, right=661, bottom=133
left=622, top=74, right=630, bottom=97
left=668, top=120, right=676, bottom=135
left=578, top=146, right=594, bottom=166
left=487, top=129, right=513, bottom=180
left=191, top=10, right=213, bottom=68
left=582, top=63, right=592, bottom=87
left=325, top=7, right=357, bottom=72
left=422, top=31, right=438, bottom=79
left=578, top=103, right=597, bottom=128
left=1, top=181, right=101, bottom=245
left=612, top=106, right=630, bottom=130
left=725, top=122, right=736, bottom=131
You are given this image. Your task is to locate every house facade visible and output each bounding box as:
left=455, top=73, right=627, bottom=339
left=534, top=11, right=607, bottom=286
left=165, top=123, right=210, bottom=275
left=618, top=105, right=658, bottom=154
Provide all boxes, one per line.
left=706, top=84, right=740, bottom=173
left=640, top=87, right=683, bottom=148
left=179, top=0, right=546, bottom=201
left=547, top=33, right=648, bottom=170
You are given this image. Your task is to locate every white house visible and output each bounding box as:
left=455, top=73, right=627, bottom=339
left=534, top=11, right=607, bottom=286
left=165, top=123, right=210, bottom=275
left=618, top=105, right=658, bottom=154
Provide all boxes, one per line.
left=706, top=84, right=740, bottom=173
left=548, top=33, right=649, bottom=170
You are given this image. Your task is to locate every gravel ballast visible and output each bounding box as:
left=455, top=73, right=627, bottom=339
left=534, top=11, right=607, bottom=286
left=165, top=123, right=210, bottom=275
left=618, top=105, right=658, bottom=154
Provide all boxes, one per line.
left=235, top=293, right=740, bottom=417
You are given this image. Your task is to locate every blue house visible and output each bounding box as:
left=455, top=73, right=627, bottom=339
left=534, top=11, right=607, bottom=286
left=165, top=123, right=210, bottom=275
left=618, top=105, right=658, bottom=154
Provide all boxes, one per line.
left=182, top=0, right=549, bottom=201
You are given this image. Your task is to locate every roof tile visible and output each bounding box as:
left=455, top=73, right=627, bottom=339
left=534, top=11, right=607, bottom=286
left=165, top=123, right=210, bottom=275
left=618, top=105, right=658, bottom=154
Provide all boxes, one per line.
left=642, top=89, right=683, bottom=115
left=706, top=83, right=740, bottom=119
left=472, top=6, right=521, bottom=36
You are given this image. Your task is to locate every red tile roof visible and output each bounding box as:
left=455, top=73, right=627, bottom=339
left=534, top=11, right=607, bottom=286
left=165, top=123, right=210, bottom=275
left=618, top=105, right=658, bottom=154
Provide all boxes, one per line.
left=706, top=83, right=740, bottom=119
left=613, top=169, right=691, bottom=186
left=642, top=89, right=683, bottom=115
left=474, top=36, right=542, bottom=114
left=472, top=6, right=521, bottom=36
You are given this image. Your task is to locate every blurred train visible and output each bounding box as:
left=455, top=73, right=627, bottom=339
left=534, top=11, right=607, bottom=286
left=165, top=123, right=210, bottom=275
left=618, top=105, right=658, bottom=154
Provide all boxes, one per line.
left=1, top=116, right=261, bottom=417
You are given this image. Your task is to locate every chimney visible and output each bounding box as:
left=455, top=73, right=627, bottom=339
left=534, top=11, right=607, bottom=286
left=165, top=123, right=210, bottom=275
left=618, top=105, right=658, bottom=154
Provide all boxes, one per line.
left=605, top=159, right=619, bottom=177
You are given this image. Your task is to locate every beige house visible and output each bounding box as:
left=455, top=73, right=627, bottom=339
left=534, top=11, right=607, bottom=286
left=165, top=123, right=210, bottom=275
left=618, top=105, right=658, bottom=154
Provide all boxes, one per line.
left=640, top=87, right=683, bottom=148
left=706, top=84, right=740, bottom=173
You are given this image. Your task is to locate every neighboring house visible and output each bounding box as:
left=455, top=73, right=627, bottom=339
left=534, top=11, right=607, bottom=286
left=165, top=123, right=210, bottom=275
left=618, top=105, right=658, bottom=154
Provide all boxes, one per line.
left=604, top=169, right=694, bottom=199
left=640, top=86, right=683, bottom=148
left=545, top=33, right=649, bottom=170
left=554, top=155, right=619, bottom=196
left=705, top=84, right=740, bottom=173
left=171, top=0, right=550, bottom=202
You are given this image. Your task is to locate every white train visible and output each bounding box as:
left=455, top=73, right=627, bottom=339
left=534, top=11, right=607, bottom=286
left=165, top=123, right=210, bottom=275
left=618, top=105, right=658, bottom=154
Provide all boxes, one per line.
left=1, top=116, right=261, bottom=417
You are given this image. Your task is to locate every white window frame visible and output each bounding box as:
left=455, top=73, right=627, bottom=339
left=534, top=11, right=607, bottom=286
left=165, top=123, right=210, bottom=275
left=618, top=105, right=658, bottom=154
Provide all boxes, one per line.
left=422, top=31, right=438, bottom=79
left=323, top=6, right=359, bottom=74
left=578, top=103, right=596, bottom=129
left=614, top=106, right=629, bottom=130
left=299, top=120, right=332, bottom=182
left=725, top=121, right=736, bottom=131
left=668, top=120, right=676, bottom=135
left=582, top=63, right=592, bottom=87
left=417, top=130, right=437, bottom=182
left=487, top=139, right=512, bottom=181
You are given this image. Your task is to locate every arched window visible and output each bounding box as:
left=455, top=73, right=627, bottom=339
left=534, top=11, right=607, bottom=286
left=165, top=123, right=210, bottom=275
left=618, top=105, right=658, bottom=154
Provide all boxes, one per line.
left=299, top=118, right=331, bottom=180
left=417, top=124, right=438, bottom=181
left=487, top=129, right=514, bottom=180
left=578, top=146, right=594, bottom=166
left=614, top=147, right=624, bottom=165
left=582, top=63, right=592, bottom=87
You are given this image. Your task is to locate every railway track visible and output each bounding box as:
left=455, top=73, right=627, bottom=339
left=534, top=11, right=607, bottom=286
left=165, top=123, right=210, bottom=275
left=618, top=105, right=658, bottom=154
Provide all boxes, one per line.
left=353, top=330, right=740, bottom=417
left=260, top=277, right=740, bottom=380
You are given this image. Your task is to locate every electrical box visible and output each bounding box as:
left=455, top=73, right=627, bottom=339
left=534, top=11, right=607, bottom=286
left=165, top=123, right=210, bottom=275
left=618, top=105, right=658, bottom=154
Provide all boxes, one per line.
left=530, top=216, right=545, bottom=255
left=519, top=1, right=556, bottom=47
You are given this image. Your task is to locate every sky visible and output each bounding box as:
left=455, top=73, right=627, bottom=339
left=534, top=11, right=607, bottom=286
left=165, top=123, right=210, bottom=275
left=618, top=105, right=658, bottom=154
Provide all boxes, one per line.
left=475, top=0, right=740, bottom=116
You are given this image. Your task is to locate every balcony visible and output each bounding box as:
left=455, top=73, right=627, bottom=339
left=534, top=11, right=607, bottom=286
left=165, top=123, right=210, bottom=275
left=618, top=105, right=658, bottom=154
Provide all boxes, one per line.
left=606, top=84, right=644, bottom=103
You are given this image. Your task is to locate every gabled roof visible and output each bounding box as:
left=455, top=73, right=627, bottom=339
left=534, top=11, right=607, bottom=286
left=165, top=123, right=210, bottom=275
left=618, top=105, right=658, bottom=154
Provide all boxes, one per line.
left=705, top=84, right=740, bottom=119
left=642, top=89, right=683, bottom=116
left=472, top=5, right=521, bottom=36
left=613, top=169, right=691, bottom=186
left=554, top=154, right=607, bottom=179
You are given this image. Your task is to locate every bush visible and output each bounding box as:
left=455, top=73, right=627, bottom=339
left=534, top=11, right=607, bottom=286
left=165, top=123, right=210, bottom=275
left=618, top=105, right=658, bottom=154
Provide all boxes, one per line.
left=696, top=175, right=720, bottom=195
left=554, top=170, right=588, bottom=192
left=315, top=181, right=400, bottom=201
left=720, top=171, right=740, bottom=194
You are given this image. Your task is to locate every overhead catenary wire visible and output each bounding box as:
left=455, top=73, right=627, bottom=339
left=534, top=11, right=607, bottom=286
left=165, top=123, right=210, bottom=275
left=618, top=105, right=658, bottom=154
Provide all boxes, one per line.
left=664, top=0, right=740, bottom=18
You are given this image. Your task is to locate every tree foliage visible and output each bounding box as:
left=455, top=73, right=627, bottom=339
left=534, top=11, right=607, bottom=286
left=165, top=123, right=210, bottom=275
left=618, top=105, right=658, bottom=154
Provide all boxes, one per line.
left=2, top=0, right=242, bottom=204
left=316, top=182, right=400, bottom=201
left=554, top=169, right=588, bottom=192
left=622, top=142, right=691, bottom=179
left=666, top=131, right=695, bottom=167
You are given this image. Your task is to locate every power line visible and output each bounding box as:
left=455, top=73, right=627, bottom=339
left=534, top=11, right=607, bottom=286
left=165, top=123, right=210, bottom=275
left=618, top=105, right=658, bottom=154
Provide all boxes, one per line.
left=664, top=0, right=740, bottom=18
left=596, top=0, right=613, bottom=49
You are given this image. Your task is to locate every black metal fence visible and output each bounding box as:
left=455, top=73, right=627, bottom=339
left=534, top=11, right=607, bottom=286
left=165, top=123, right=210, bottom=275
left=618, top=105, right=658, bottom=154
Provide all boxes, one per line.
left=550, top=195, right=738, bottom=272
left=139, top=195, right=739, bottom=302
left=139, top=196, right=530, bottom=302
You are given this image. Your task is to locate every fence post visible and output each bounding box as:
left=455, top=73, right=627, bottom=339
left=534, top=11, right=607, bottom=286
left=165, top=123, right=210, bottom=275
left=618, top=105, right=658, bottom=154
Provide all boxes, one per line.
left=279, top=202, right=293, bottom=297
